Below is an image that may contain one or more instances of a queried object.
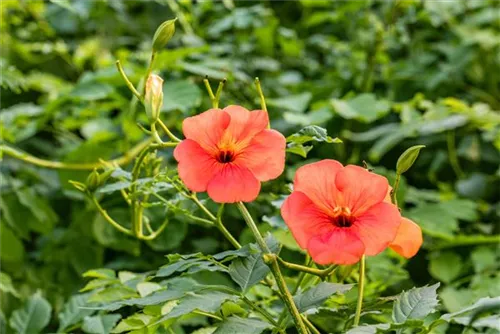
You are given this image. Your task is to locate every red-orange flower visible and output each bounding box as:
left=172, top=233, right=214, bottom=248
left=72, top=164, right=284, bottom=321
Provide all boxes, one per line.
left=281, top=160, right=401, bottom=265
left=385, top=187, right=423, bottom=258
left=174, top=105, right=286, bottom=203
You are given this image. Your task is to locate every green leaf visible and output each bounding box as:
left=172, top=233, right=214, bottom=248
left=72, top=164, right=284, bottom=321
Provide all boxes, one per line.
left=392, top=283, right=440, bottom=323
left=14, top=187, right=58, bottom=234
left=155, top=290, right=239, bottom=323
left=9, top=292, right=52, bottom=334
left=470, top=246, right=497, bottom=273
left=0, top=272, right=20, bottom=297
left=57, top=294, right=94, bottom=332
left=146, top=220, right=187, bottom=252
left=111, top=314, right=153, bottom=333
left=70, top=81, right=115, bottom=101
left=162, top=80, right=202, bottom=113
left=82, top=314, right=122, bottom=334
left=0, top=223, right=25, bottom=263
left=83, top=268, right=116, bottom=279
left=214, top=316, right=271, bottom=334
left=441, top=296, right=500, bottom=330
left=286, top=145, right=313, bottom=158
left=287, top=125, right=341, bottom=145
left=90, top=277, right=200, bottom=312
left=267, top=92, right=312, bottom=113
left=88, top=286, right=139, bottom=303
left=429, top=252, right=463, bottom=283
left=406, top=203, right=458, bottom=238
left=228, top=235, right=280, bottom=292
left=136, top=282, right=162, bottom=297
left=331, top=94, right=391, bottom=123
left=294, top=282, right=353, bottom=313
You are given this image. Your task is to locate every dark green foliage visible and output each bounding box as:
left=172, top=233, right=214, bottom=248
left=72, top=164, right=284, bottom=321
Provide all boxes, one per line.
left=1, top=0, right=499, bottom=333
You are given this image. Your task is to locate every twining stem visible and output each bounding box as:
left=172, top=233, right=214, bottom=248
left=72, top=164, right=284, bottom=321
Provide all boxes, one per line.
left=236, top=202, right=308, bottom=334
left=0, top=138, right=152, bottom=170
left=116, top=60, right=142, bottom=101
left=157, top=120, right=181, bottom=142
left=277, top=258, right=336, bottom=278
left=353, top=255, right=366, bottom=327
left=91, top=196, right=133, bottom=235
left=447, top=131, right=465, bottom=179
left=254, top=77, right=268, bottom=112
left=302, top=315, right=321, bottom=334
left=390, top=174, right=400, bottom=206
left=189, top=194, right=241, bottom=249
left=241, top=296, right=280, bottom=327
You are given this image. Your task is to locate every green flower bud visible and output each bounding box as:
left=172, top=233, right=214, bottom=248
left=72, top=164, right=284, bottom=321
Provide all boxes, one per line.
left=144, top=74, right=164, bottom=123
left=86, top=169, right=101, bottom=192
left=99, top=169, right=114, bottom=184
left=396, top=145, right=425, bottom=175
left=152, top=18, right=177, bottom=52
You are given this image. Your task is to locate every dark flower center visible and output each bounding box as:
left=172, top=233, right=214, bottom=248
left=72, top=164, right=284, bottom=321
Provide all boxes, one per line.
left=331, top=214, right=354, bottom=228
left=217, top=150, right=235, bottom=163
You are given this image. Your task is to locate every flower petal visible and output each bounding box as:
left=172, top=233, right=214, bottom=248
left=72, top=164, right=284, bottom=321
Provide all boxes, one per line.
left=335, top=165, right=389, bottom=215
left=182, top=109, right=230, bottom=153
left=223, top=105, right=269, bottom=144
left=174, top=139, right=221, bottom=192
left=207, top=163, right=261, bottom=203
left=294, top=160, right=344, bottom=215
left=236, top=129, right=286, bottom=181
left=281, top=191, right=333, bottom=249
left=351, top=202, right=401, bottom=256
left=390, top=218, right=423, bottom=258
left=307, top=228, right=365, bottom=265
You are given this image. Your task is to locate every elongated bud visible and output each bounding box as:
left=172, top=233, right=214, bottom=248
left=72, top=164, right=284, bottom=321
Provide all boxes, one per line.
left=152, top=18, right=177, bottom=52
left=86, top=169, right=101, bottom=192
left=145, top=74, right=164, bottom=123
left=396, top=145, right=425, bottom=175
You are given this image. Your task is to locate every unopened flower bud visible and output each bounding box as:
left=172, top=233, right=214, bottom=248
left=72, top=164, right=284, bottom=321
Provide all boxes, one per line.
left=145, top=74, right=164, bottom=123
left=152, top=18, right=177, bottom=52
left=86, top=169, right=101, bottom=192
left=396, top=145, right=425, bottom=175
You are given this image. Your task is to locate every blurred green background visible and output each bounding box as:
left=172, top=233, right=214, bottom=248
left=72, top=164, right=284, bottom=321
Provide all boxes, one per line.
left=1, top=0, right=499, bottom=333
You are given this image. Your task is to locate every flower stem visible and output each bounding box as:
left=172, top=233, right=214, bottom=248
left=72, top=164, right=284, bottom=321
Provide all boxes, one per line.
left=390, top=174, right=400, bottom=206
left=353, top=255, right=366, bottom=327
left=254, top=77, right=268, bottom=112
left=277, top=258, right=336, bottom=278
left=0, top=139, right=152, bottom=170
left=236, top=202, right=308, bottom=334
left=116, top=60, right=142, bottom=101
left=91, top=196, right=133, bottom=235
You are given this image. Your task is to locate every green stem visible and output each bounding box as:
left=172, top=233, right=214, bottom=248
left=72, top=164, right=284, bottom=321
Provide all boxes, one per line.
left=390, top=174, right=400, bottom=206
left=353, top=255, right=366, bottom=327
left=116, top=60, right=142, bottom=101
left=0, top=139, right=152, bottom=170
left=254, top=77, right=268, bottom=112
left=241, top=296, right=279, bottom=327
left=236, top=202, right=308, bottom=334
left=302, top=315, right=321, bottom=334
left=213, top=79, right=226, bottom=109
left=143, top=52, right=156, bottom=95
left=447, top=131, right=465, bottom=179
left=192, top=310, right=222, bottom=321
left=157, top=119, right=181, bottom=142
left=277, top=258, right=336, bottom=278
left=189, top=194, right=241, bottom=248
left=216, top=204, right=241, bottom=249
left=91, top=196, right=133, bottom=235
